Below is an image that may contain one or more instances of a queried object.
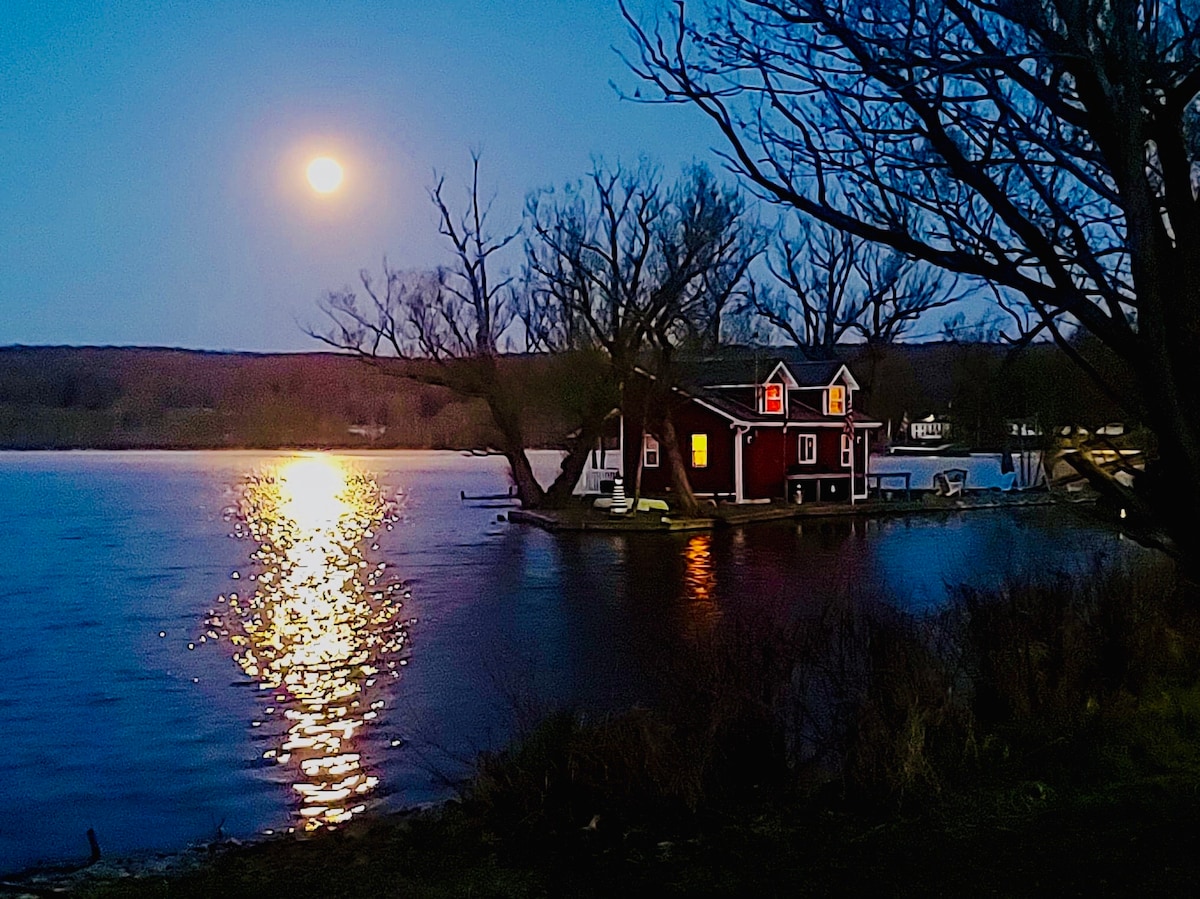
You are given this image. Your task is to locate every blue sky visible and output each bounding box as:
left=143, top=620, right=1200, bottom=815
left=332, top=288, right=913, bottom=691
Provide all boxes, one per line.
left=1, top=1, right=724, bottom=351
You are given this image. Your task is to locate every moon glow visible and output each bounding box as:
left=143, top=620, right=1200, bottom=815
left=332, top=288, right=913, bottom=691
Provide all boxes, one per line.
left=306, top=157, right=344, bottom=194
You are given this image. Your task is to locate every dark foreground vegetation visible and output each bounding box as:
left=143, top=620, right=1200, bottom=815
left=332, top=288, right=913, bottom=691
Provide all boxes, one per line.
left=67, top=562, right=1200, bottom=897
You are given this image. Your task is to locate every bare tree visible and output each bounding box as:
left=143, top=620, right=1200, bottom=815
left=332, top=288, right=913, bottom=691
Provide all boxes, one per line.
left=747, top=217, right=960, bottom=354
left=314, top=156, right=592, bottom=508
left=624, top=0, right=1200, bottom=559
left=749, top=222, right=860, bottom=354
left=524, top=161, right=759, bottom=514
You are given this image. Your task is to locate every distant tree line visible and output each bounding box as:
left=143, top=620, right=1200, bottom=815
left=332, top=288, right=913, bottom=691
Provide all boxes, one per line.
left=0, top=347, right=567, bottom=450
left=0, top=340, right=1126, bottom=457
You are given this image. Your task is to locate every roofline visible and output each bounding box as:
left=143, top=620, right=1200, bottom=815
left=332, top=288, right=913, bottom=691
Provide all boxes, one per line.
left=766, top=360, right=799, bottom=389
left=723, top=419, right=884, bottom=429
left=628, top=360, right=883, bottom=427
left=632, top=364, right=880, bottom=428
left=681, top=391, right=883, bottom=430
left=832, top=363, right=860, bottom=392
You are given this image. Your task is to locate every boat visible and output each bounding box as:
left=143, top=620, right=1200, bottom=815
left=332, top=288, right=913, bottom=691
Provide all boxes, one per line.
left=887, top=442, right=971, bottom=456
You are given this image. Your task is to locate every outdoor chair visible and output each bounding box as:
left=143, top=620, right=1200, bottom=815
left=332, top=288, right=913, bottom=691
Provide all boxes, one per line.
left=933, top=467, right=968, bottom=497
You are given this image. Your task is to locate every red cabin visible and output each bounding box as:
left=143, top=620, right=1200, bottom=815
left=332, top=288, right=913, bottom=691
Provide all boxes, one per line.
left=621, top=353, right=882, bottom=503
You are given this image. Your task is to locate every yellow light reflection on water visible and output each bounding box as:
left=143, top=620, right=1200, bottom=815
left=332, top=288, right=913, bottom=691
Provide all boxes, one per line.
left=682, top=534, right=720, bottom=636
left=226, top=454, right=406, bottom=831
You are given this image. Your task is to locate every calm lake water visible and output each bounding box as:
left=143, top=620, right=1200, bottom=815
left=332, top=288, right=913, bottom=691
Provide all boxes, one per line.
left=0, top=450, right=1160, bottom=873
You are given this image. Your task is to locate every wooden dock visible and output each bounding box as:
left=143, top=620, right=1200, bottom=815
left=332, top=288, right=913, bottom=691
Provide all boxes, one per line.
left=507, top=490, right=1072, bottom=534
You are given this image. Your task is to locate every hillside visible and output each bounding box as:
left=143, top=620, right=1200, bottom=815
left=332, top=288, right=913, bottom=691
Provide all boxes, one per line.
left=0, top=346, right=572, bottom=450
left=0, top=341, right=1133, bottom=451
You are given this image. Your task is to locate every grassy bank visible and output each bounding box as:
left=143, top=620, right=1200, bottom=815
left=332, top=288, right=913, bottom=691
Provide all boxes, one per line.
left=61, top=563, right=1200, bottom=896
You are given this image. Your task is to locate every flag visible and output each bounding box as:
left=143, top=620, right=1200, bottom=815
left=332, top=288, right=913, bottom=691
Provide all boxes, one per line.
left=843, top=410, right=855, bottom=438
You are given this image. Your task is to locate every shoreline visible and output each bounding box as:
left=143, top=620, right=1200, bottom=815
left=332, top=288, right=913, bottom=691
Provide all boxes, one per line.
left=509, top=489, right=1082, bottom=533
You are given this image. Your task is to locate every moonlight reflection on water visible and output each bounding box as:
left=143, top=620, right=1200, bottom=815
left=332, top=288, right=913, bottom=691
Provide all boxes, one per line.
left=220, top=454, right=408, bottom=831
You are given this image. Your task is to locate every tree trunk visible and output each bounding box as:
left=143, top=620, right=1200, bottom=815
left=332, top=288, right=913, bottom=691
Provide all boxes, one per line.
left=541, top=420, right=605, bottom=509
left=631, top=382, right=654, bottom=509
left=484, top=390, right=545, bottom=509
left=632, top=421, right=646, bottom=509
left=1139, top=392, right=1200, bottom=581
left=660, top=412, right=701, bottom=517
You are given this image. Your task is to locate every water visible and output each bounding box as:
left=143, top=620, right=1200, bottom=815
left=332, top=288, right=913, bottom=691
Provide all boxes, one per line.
left=0, top=450, right=1159, bottom=873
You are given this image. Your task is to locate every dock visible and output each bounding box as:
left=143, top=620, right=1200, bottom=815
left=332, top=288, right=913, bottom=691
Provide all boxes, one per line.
left=507, top=490, right=1074, bottom=534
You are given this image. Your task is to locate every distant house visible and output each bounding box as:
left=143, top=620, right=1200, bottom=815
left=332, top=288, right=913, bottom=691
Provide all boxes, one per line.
left=907, top=413, right=952, bottom=443
left=348, top=423, right=387, bottom=441
left=577, top=351, right=882, bottom=503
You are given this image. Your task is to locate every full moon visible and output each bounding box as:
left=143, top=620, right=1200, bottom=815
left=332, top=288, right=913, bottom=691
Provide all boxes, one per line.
left=306, top=156, right=344, bottom=194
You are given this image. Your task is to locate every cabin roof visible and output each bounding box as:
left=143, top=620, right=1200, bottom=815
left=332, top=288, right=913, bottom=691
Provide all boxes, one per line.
left=784, top=361, right=853, bottom=388
left=669, top=352, right=855, bottom=391
left=669, top=346, right=813, bottom=388
left=635, top=350, right=880, bottom=428
left=696, top=390, right=830, bottom=424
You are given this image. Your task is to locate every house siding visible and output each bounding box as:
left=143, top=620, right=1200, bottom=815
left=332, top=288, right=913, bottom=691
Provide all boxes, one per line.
left=619, top=365, right=875, bottom=505
left=627, top=401, right=736, bottom=497
left=744, top=428, right=790, bottom=499
left=818, top=429, right=843, bottom=468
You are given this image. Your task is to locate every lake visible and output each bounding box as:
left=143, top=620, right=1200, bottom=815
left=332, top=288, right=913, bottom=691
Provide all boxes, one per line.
left=0, top=450, right=1159, bottom=873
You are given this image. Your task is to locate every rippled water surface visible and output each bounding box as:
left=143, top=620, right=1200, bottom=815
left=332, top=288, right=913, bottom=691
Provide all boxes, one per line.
left=0, top=450, right=1159, bottom=872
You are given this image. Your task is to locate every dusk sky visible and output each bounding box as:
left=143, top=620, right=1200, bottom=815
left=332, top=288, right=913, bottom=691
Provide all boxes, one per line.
left=1, top=1, right=720, bottom=352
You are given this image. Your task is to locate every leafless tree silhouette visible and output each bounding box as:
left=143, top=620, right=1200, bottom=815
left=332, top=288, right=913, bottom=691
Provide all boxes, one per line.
left=623, top=0, right=1200, bottom=557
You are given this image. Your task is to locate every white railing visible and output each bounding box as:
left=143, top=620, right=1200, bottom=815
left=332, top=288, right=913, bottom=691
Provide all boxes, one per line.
left=910, top=422, right=948, bottom=440
left=581, top=468, right=622, bottom=495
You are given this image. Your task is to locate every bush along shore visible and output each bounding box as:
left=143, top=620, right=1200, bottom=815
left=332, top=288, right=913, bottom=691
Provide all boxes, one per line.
left=24, top=562, right=1200, bottom=897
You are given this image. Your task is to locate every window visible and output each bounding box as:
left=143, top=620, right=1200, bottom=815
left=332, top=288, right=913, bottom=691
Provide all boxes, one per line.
left=690, top=433, right=708, bottom=468
left=798, top=433, right=816, bottom=464
left=762, top=382, right=784, bottom=414
left=841, top=433, right=853, bottom=468
left=643, top=434, right=660, bottom=468
left=827, top=385, right=846, bottom=416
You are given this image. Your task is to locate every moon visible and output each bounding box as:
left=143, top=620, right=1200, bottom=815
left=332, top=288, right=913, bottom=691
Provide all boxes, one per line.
left=306, top=156, right=344, bottom=194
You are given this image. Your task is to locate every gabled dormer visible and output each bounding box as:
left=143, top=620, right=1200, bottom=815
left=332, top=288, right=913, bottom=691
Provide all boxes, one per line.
left=784, top=362, right=860, bottom=418
left=821, top=365, right=859, bottom=416
left=755, top=361, right=799, bottom=415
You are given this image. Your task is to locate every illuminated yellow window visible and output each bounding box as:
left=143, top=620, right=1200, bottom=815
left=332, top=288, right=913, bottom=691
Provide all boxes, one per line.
left=827, top=385, right=845, bottom=416
left=691, top=433, right=708, bottom=468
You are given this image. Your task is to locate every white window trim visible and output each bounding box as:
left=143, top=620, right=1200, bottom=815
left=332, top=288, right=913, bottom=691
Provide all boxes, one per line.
left=691, top=433, right=709, bottom=469
left=798, top=433, right=817, bottom=464
left=760, top=382, right=785, bottom=415
left=826, top=384, right=847, bottom=416
left=840, top=433, right=853, bottom=468
left=643, top=434, right=660, bottom=469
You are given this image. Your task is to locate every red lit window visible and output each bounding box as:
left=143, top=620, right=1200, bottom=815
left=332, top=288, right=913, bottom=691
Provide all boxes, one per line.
left=763, top=383, right=784, bottom=414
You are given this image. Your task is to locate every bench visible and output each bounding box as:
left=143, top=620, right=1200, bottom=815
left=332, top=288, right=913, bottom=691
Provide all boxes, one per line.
left=867, top=471, right=912, bottom=501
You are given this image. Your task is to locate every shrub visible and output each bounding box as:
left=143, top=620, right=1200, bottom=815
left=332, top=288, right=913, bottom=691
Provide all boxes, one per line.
left=462, top=562, right=1195, bottom=845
